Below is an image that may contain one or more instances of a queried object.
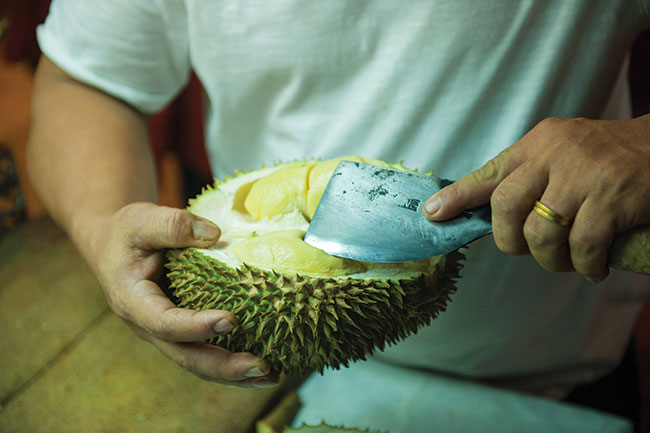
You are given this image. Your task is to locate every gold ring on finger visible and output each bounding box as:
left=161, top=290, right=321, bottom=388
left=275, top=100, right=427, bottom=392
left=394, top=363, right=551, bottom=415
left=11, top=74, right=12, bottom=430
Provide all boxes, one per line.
left=533, top=200, right=572, bottom=227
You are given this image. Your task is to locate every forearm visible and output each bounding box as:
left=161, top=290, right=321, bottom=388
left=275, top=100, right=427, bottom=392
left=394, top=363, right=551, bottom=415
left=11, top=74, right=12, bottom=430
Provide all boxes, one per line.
left=25, top=59, right=261, bottom=386
left=27, top=56, right=157, bottom=263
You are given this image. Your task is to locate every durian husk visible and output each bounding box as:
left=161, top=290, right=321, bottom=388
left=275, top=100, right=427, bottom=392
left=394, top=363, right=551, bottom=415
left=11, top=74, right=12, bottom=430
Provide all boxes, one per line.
left=166, top=248, right=462, bottom=376
left=165, top=158, right=464, bottom=376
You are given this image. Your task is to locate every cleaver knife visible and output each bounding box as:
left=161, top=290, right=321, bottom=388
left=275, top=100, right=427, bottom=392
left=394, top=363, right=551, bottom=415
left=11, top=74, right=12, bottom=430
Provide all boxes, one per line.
left=304, top=161, right=650, bottom=275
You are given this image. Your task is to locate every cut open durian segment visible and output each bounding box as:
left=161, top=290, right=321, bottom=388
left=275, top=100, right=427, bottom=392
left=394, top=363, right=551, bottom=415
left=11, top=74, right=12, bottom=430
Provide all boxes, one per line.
left=245, top=161, right=313, bottom=220
left=188, top=157, right=428, bottom=278
left=230, top=229, right=366, bottom=277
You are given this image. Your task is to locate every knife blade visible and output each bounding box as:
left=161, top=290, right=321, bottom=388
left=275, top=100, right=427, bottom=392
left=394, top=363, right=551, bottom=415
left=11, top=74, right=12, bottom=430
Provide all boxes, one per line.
left=304, top=161, right=492, bottom=262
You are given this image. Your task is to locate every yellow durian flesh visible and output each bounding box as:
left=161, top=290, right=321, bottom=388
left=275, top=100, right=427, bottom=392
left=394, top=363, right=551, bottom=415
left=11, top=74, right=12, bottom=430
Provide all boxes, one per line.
left=230, top=229, right=366, bottom=276
left=232, top=180, right=257, bottom=214
left=241, top=156, right=396, bottom=222
left=244, top=162, right=314, bottom=220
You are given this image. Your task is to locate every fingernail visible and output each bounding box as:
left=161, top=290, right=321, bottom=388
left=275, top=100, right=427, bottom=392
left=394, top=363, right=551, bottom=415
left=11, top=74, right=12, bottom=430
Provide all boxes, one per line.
left=192, top=220, right=219, bottom=241
left=244, top=366, right=267, bottom=378
left=213, top=319, right=234, bottom=334
left=252, top=380, right=279, bottom=389
left=424, top=196, right=441, bottom=216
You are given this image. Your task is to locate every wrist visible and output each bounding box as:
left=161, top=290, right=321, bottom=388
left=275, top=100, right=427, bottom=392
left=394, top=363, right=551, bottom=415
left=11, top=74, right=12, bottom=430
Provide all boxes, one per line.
left=68, top=210, right=113, bottom=270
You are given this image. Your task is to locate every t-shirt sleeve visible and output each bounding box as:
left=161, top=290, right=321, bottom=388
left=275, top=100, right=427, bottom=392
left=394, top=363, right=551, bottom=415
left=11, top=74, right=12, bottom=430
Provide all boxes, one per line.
left=36, top=0, right=190, bottom=114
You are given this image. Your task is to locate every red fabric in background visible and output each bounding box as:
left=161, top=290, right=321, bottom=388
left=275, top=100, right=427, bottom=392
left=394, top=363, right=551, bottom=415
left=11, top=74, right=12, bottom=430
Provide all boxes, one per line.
left=1, top=0, right=50, bottom=67
left=147, top=73, right=212, bottom=182
left=1, top=0, right=212, bottom=183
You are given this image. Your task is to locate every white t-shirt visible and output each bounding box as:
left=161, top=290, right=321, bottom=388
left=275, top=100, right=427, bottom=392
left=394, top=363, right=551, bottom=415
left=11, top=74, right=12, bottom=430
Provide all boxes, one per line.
left=38, top=0, right=650, bottom=396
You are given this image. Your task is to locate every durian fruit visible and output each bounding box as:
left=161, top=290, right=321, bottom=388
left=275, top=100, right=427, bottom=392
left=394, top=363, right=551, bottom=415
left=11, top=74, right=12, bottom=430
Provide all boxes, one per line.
left=166, top=156, right=463, bottom=376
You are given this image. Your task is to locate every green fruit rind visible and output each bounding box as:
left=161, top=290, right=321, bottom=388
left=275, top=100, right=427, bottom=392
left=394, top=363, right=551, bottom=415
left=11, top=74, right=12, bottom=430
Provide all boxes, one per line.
left=166, top=248, right=463, bottom=376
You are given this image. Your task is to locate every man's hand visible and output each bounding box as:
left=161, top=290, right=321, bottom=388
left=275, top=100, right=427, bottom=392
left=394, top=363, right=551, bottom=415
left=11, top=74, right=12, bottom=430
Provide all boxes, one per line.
left=28, top=57, right=277, bottom=388
left=423, top=116, right=650, bottom=282
left=92, top=202, right=278, bottom=388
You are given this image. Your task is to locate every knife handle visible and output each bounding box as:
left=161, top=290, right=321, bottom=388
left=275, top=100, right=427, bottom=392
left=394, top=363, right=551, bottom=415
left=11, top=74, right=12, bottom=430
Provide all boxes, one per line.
left=608, top=224, right=650, bottom=275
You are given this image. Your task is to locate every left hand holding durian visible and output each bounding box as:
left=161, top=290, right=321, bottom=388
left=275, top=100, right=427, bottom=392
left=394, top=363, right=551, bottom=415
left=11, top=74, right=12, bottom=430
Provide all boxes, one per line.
left=27, top=58, right=278, bottom=389
left=90, top=202, right=279, bottom=388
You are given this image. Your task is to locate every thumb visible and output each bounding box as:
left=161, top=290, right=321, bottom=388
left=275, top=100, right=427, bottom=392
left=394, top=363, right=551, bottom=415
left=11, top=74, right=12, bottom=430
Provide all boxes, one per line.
left=423, top=152, right=517, bottom=221
left=124, top=203, right=221, bottom=251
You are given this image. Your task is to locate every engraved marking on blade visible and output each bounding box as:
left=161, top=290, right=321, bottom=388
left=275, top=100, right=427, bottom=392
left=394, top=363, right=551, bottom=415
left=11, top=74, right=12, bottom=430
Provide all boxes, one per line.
left=398, top=198, right=421, bottom=211
left=367, top=185, right=389, bottom=201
